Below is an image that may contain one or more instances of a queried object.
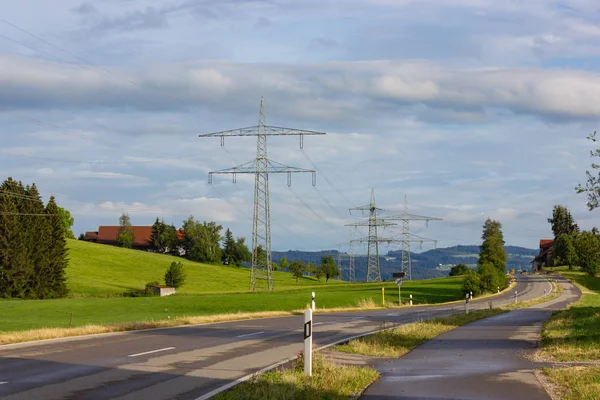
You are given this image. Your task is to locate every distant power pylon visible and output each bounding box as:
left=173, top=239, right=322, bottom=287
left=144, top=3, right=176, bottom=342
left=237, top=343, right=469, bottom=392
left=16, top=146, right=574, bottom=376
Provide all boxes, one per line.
left=199, top=98, right=326, bottom=292
left=346, top=190, right=397, bottom=282
left=337, top=247, right=356, bottom=282
left=387, top=195, right=442, bottom=280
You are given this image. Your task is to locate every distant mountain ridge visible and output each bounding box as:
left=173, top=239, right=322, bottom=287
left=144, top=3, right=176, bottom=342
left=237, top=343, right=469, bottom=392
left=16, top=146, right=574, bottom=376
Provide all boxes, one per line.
left=272, top=245, right=538, bottom=281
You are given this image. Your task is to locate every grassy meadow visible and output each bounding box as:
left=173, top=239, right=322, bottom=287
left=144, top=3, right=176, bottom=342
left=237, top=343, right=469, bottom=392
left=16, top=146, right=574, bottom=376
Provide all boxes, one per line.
left=0, top=240, right=465, bottom=333
left=538, top=267, right=600, bottom=399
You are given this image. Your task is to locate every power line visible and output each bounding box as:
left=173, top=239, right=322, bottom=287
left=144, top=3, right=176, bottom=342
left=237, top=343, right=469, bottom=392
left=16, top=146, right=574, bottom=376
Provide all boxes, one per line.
left=0, top=151, right=160, bottom=164
left=300, top=148, right=356, bottom=208
left=0, top=19, right=137, bottom=85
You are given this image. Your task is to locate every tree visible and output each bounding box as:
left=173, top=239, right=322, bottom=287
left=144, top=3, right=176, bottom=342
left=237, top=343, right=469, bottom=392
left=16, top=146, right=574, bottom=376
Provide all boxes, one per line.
left=234, top=237, right=251, bottom=266
left=478, top=218, right=508, bottom=274
left=554, top=234, right=579, bottom=270
left=576, top=131, right=600, bottom=210
left=78, top=233, right=85, bottom=240
left=117, top=213, right=134, bottom=248
left=289, top=260, right=306, bottom=282
left=548, top=205, right=579, bottom=239
left=45, top=196, right=69, bottom=298
left=182, top=216, right=223, bottom=264
left=309, top=262, right=323, bottom=281
left=222, top=228, right=236, bottom=265
left=165, top=261, right=186, bottom=288
left=461, top=271, right=482, bottom=297
left=0, top=178, right=68, bottom=299
left=279, top=257, right=289, bottom=271
left=449, top=263, right=469, bottom=276
left=574, top=231, right=600, bottom=276
left=57, top=207, right=76, bottom=239
left=478, top=262, right=505, bottom=293
left=150, top=217, right=164, bottom=251
left=319, top=255, right=340, bottom=282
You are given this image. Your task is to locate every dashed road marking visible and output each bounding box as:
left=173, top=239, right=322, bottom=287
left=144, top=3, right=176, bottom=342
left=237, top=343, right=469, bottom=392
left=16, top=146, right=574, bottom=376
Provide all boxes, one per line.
left=128, top=347, right=175, bottom=358
left=236, top=331, right=266, bottom=339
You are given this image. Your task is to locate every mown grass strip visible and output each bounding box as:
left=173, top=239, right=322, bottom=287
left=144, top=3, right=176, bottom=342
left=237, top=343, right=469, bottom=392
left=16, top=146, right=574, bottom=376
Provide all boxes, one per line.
left=213, top=353, right=379, bottom=400
left=542, top=366, right=600, bottom=400
left=538, top=269, right=600, bottom=362
left=333, top=308, right=506, bottom=357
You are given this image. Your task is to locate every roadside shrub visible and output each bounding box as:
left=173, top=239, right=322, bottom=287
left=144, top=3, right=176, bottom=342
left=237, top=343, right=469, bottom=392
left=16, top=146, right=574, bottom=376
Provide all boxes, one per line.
left=165, top=261, right=186, bottom=288
left=461, top=271, right=482, bottom=297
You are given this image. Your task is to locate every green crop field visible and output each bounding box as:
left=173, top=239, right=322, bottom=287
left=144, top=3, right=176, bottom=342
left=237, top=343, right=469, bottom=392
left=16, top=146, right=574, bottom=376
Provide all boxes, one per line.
left=0, top=240, right=465, bottom=333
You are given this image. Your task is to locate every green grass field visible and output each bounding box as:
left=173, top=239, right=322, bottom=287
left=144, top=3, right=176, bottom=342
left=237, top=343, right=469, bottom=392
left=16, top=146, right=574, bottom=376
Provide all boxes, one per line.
left=0, top=240, right=465, bottom=333
left=65, top=240, right=346, bottom=297
left=539, top=267, right=600, bottom=399
left=539, top=267, right=600, bottom=361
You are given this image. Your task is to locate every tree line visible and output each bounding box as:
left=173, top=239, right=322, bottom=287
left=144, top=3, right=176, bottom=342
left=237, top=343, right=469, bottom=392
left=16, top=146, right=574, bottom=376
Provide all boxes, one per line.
left=112, top=214, right=252, bottom=267
left=549, top=205, right=599, bottom=276
left=0, top=178, right=69, bottom=299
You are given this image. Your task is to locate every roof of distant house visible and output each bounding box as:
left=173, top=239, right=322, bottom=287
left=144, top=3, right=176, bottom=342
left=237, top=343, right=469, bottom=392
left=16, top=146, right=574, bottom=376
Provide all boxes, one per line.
left=84, top=231, right=98, bottom=240
left=539, top=239, right=554, bottom=248
left=97, top=226, right=153, bottom=246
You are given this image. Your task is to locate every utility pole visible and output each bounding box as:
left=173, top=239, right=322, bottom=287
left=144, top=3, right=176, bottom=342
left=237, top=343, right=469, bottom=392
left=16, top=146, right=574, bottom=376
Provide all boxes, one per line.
left=199, top=97, right=326, bottom=292
left=347, top=189, right=397, bottom=282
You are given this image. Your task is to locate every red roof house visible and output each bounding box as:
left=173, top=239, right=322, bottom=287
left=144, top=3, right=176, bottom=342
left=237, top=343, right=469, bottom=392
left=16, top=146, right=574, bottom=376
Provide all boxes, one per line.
left=97, top=226, right=154, bottom=248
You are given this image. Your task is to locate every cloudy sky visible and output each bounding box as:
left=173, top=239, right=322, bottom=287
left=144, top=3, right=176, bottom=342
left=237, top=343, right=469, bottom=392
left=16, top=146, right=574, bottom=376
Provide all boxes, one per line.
left=1, top=0, right=600, bottom=253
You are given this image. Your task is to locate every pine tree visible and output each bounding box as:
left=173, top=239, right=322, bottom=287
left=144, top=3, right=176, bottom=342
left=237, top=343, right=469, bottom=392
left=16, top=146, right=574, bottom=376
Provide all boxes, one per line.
left=222, top=228, right=236, bottom=265
left=0, top=178, right=31, bottom=298
left=548, top=205, right=579, bottom=240
left=150, top=217, right=163, bottom=251
left=23, top=184, right=50, bottom=298
left=45, top=196, right=68, bottom=298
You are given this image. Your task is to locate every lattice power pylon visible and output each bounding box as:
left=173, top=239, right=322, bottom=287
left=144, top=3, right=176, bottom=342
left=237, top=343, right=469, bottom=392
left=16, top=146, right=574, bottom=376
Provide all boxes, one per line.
left=387, top=195, right=442, bottom=280
left=346, top=190, right=397, bottom=282
left=199, top=98, right=326, bottom=291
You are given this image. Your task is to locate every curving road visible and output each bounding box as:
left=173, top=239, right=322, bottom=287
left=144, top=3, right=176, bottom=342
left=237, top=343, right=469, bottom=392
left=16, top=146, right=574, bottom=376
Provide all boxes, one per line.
left=0, top=275, right=551, bottom=400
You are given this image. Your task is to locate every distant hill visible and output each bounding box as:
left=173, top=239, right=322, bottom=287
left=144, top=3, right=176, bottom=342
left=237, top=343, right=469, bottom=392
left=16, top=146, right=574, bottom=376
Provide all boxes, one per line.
left=273, top=245, right=538, bottom=281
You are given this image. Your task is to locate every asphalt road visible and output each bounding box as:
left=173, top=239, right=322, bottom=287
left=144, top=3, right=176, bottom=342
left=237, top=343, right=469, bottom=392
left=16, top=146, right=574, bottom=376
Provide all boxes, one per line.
left=361, top=276, right=580, bottom=400
left=0, top=275, right=550, bottom=400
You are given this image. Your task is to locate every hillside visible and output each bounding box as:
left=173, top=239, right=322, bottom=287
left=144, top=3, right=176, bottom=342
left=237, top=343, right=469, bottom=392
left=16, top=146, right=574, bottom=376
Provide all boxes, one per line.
left=66, top=240, right=344, bottom=297
left=273, top=245, right=538, bottom=281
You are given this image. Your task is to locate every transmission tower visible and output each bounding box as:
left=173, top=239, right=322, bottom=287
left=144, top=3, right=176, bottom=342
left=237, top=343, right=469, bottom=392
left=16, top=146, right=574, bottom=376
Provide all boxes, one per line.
left=199, top=98, right=326, bottom=292
left=387, top=195, right=442, bottom=280
left=346, top=190, right=397, bottom=282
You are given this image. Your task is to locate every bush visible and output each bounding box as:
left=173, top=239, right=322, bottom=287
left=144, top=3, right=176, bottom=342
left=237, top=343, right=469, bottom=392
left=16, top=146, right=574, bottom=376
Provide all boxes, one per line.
left=165, top=261, right=186, bottom=288
left=461, top=271, right=482, bottom=297
left=123, top=281, right=159, bottom=297
left=449, top=263, right=470, bottom=276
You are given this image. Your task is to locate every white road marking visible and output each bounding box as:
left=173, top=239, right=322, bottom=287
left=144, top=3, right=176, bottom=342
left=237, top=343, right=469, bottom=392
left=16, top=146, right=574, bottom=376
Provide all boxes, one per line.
left=386, top=313, right=400, bottom=316
left=128, top=347, right=175, bottom=358
left=0, top=382, right=8, bottom=385
left=313, top=322, right=324, bottom=326
left=236, top=331, right=265, bottom=338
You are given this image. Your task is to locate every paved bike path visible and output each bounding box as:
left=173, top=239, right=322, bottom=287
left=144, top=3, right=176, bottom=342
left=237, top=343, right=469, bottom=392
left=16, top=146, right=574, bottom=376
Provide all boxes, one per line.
left=361, top=277, right=580, bottom=400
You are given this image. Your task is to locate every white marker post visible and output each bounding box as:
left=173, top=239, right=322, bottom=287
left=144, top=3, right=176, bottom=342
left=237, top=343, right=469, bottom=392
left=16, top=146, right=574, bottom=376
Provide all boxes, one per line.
left=514, top=290, right=518, bottom=304
left=311, top=292, right=315, bottom=311
left=409, top=294, right=413, bottom=306
left=497, top=286, right=500, bottom=293
left=304, top=308, right=313, bottom=376
left=465, top=293, right=470, bottom=314
left=470, top=291, right=473, bottom=299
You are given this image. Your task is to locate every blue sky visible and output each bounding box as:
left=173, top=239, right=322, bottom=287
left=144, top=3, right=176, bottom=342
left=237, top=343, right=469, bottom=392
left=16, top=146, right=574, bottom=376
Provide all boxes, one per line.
left=1, top=0, right=600, bottom=252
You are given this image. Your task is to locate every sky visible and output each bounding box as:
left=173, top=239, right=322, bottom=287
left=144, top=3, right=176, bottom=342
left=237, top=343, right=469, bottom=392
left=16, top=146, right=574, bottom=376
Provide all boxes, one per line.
left=1, top=0, right=600, bottom=253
